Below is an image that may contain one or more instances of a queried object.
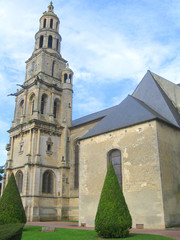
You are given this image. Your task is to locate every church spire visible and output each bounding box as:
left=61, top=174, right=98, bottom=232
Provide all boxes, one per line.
left=31, top=2, right=62, bottom=58
left=48, top=1, right=54, bottom=12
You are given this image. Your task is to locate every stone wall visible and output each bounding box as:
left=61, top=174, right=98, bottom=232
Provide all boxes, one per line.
left=79, top=120, right=165, bottom=228
left=157, top=122, right=180, bottom=227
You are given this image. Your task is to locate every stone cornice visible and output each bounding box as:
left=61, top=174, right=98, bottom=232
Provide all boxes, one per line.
left=8, top=119, right=64, bottom=137
left=6, top=162, right=70, bottom=170
left=26, top=49, right=67, bottom=63
left=13, top=76, right=63, bottom=96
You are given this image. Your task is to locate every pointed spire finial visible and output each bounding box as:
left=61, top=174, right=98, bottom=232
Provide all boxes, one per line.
left=48, top=1, right=54, bottom=12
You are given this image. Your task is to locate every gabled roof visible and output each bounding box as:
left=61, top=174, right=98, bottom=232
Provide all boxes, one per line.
left=81, top=95, right=173, bottom=140
left=73, top=70, right=180, bottom=140
left=133, top=70, right=180, bottom=128
left=150, top=72, right=180, bottom=111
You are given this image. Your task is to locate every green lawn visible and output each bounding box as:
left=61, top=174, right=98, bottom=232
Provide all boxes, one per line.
left=22, top=226, right=175, bottom=240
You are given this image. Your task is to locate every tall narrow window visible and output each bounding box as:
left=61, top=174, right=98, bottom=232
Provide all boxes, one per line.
left=48, top=35, right=53, bottom=48
left=64, top=73, right=68, bottom=83
left=74, top=142, right=79, bottom=189
left=41, top=96, right=44, bottom=114
left=39, top=35, right=44, bottom=48
left=32, top=100, right=34, bottom=114
left=108, top=149, right=122, bottom=188
left=16, top=171, right=23, bottom=193
left=50, top=19, right=53, bottom=28
left=56, top=39, right=59, bottom=51
left=42, top=170, right=53, bottom=194
left=43, top=18, right=46, bottom=28
left=18, top=100, right=24, bottom=119
left=41, top=94, right=47, bottom=114
left=29, top=94, right=35, bottom=115
left=53, top=101, right=57, bottom=118
left=52, top=60, right=55, bottom=76
left=53, top=99, right=60, bottom=120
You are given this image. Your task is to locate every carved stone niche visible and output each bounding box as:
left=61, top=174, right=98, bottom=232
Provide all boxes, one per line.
left=46, top=137, right=53, bottom=156
left=19, top=140, right=24, bottom=155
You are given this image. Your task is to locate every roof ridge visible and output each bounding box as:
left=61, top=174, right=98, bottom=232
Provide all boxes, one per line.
left=152, top=80, right=180, bottom=127
left=131, top=95, right=176, bottom=126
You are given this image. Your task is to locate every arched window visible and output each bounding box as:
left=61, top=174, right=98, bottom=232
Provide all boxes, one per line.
left=50, top=19, right=53, bottom=28
left=53, top=99, right=60, bottom=119
left=30, top=94, right=35, bottom=115
left=32, top=100, right=34, bottom=114
left=74, top=142, right=79, bottom=189
left=41, top=94, right=48, bottom=114
left=48, top=35, right=53, bottom=48
left=42, top=170, right=53, bottom=194
left=39, top=35, right=44, bottom=48
left=43, top=18, right=46, bottom=28
left=18, top=100, right=24, bottom=119
left=56, top=39, right=59, bottom=51
left=16, top=171, right=23, bottom=193
left=64, top=73, right=68, bottom=83
left=108, top=149, right=122, bottom=188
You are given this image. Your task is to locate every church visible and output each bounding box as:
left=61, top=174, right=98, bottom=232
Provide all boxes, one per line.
left=2, top=2, right=180, bottom=229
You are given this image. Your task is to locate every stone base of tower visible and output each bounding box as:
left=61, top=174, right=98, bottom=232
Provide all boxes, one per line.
left=22, top=196, right=79, bottom=222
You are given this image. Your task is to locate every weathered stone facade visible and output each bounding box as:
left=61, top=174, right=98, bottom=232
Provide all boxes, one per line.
left=2, top=2, right=77, bottom=222
left=2, top=2, right=180, bottom=229
left=79, top=121, right=165, bottom=228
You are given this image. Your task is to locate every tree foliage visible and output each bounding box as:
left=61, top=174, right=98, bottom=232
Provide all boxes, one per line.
left=0, top=223, right=24, bottom=240
left=0, top=173, right=27, bottom=225
left=0, top=165, right=4, bottom=182
left=95, top=162, right=132, bottom=238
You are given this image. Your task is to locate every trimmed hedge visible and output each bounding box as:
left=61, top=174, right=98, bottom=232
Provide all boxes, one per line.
left=95, top=162, right=132, bottom=238
left=0, top=173, right=27, bottom=225
left=0, top=223, right=24, bottom=240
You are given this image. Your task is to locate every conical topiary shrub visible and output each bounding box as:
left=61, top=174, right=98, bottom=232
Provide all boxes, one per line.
left=95, top=162, right=132, bottom=238
left=0, top=173, right=27, bottom=225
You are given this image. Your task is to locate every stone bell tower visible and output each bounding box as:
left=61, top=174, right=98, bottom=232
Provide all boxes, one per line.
left=2, top=2, right=74, bottom=221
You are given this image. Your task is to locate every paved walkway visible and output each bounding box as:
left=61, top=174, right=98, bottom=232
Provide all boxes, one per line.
left=26, top=221, right=180, bottom=240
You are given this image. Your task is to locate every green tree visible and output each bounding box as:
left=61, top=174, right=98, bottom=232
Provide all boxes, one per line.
left=0, top=165, right=4, bottom=182
left=0, top=173, right=27, bottom=225
left=0, top=165, right=5, bottom=193
left=95, top=162, right=132, bottom=238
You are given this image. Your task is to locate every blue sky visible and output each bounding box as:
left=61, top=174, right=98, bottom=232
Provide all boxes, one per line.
left=1, top=0, right=180, bottom=165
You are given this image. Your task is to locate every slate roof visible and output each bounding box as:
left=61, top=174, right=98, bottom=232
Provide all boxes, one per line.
left=72, top=105, right=118, bottom=127
left=133, top=70, right=180, bottom=128
left=72, top=70, right=180, bottom=140
left=80, top=95, right=175, bottom=140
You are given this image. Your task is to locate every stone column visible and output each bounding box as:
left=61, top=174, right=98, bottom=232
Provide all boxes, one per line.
left=49, top=92, right=54, bottom=121
left=23, top=90, right=28, bottom=117
left=35, top=129, right=41, bottom=164
left=23, top=165, right=29, bottom=195
left=27, top=129, right=32, bottom=163
left=33, top=85, right=40, bottom=119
